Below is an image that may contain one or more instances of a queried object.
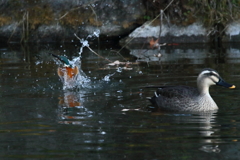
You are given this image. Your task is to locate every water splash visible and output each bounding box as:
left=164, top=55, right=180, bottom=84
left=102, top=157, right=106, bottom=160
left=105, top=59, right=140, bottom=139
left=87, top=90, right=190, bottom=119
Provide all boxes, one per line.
left=59, top=30, right=117, bottom=90
left=103, top=73, right=115, bottom=82
left=61, top=70, right=90, bottom=90
left=116, top=67, right=122, bottom=73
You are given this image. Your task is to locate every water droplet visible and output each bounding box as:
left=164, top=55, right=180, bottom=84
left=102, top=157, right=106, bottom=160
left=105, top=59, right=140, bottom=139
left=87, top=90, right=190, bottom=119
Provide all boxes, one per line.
left=117, top=67, right=122, bottom=73
left=103, top=75, right=110, bottom=81
left=117, top=90, right=123, bottom=93
left=100, top=131, right=106, bottom=135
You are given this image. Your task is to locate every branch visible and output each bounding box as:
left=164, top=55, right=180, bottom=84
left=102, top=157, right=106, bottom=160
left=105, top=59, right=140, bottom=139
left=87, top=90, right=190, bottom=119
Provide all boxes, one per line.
left=116, top=0, right=175, bottom=55
left=74, top=33, right=112, bottom=63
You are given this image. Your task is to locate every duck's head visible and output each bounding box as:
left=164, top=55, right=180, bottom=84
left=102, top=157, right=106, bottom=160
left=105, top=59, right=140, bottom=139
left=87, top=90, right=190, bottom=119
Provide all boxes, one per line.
left=52, top=54, right=72, bottom=68
left=197, top=68, right=235, bottom=94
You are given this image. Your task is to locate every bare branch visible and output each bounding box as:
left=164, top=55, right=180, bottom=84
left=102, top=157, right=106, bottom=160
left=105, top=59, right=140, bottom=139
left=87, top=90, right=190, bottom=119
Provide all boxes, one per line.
left=117, top=0, right=175, bottom=55
left=74, top=33, right=112, bottom=63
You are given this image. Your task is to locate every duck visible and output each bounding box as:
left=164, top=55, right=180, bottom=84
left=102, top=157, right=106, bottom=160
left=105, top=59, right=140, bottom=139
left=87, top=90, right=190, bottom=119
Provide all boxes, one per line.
left=51, top=54, right=79, bottom=82
left=148, top=68, right=235, bottom=112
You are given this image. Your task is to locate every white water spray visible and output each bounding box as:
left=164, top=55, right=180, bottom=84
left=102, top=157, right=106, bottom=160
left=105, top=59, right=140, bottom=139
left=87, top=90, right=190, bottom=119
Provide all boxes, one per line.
left=61, top=30, right=104, bottom=90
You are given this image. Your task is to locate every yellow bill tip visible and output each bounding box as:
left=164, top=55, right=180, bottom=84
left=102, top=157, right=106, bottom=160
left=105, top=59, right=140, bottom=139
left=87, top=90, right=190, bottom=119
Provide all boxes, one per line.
left=229, top=85, right=236, bottom=89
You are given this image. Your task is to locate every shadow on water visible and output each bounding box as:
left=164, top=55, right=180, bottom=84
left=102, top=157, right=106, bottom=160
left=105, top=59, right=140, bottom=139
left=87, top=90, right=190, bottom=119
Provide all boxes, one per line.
left=1, top=42, right=240, bottom=159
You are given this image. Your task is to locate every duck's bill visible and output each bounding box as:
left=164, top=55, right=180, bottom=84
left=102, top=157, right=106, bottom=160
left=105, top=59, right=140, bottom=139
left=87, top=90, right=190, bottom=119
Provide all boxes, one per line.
left=216, top=79, right=236, bottom=89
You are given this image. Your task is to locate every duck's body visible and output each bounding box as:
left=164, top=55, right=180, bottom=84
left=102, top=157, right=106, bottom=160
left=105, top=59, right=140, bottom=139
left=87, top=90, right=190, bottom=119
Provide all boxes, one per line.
left=149, top=85, right=217, bottom=112
left=149, top=68, right=235, bottom=112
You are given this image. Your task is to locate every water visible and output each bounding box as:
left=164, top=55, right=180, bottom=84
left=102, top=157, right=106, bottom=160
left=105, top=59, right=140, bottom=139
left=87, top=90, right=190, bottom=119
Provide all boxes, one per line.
left=1, top=42, right=240, bottom=159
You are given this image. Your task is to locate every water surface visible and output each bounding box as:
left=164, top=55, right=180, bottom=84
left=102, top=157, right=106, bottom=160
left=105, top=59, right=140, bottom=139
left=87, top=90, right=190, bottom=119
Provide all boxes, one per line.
left=1, top=43, right=240, bottom=159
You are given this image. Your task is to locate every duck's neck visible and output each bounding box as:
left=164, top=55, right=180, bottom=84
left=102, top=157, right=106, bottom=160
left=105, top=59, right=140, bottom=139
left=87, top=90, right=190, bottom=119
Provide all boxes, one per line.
left=197, top=82, right=210, bottom=95
left=197, top=83, right=218, bottom=111
left=197, top=93, right=218, bottom=111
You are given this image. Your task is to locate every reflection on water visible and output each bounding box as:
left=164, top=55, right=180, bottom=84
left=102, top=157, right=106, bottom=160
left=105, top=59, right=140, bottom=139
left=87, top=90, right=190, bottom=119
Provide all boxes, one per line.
left=1, top=43, right=240, bottom=159
left=58, top=90, right=93, bottom=125
left=199, top=145, right=221, bottom=153
left=131, top=48, right=209, bottom=64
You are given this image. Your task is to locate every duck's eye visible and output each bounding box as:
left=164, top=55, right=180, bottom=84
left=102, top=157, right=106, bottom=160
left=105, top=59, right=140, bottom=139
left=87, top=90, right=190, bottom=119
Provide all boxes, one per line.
left=204, top=73, right=212, bottom=76
left=210, top=72, right=215, bottom=76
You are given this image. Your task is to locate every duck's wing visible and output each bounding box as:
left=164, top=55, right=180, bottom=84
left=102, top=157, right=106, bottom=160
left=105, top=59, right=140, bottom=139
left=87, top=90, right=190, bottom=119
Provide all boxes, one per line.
left=155, top=85, right=199, bottom=98
left=148, top=86, right=199, bottom=111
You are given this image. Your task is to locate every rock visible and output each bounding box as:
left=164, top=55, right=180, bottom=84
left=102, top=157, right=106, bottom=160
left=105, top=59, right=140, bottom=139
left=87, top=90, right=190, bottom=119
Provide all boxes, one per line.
left=120, top=20, right=210, bottom=45
left=0, top=0, right=145, bottom=43
left=223, top=21, right=240, bottom=42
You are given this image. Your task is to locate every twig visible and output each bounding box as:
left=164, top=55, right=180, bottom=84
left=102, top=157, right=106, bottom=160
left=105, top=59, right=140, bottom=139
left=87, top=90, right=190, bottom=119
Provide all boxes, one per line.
left=116, top=0, right=175, bottom=55
left=158, top=10, right=163, bottom=39
left=89, top=4, right=99, bottom=26
left=56, top=0, right=99, bottom=20
left=21, top=11, right=29, bottom=43
left=74, top=33, right=112, bottom=63
left=21, top=13, right=25, bottom=43
left=110, top=50, right=128, bottom=61
left=87, top=45, right=112, bottom=63
left=57, top=6, right=81, bottom=20
left=89, top=4, right=101, bottom=53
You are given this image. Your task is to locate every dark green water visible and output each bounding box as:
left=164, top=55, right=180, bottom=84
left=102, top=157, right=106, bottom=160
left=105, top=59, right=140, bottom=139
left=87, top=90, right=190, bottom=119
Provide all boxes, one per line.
left=1, top=42, right=240, bottom=159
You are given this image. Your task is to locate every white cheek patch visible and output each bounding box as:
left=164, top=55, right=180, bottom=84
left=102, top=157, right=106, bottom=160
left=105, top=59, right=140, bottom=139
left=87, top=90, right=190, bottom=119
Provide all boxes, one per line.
left=199, top=70, right=220, bottom=84
left=211, top=75, right=219, bottom=83
left=204, top=77, right=216, bottom=85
